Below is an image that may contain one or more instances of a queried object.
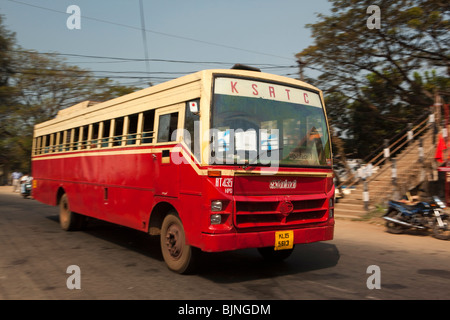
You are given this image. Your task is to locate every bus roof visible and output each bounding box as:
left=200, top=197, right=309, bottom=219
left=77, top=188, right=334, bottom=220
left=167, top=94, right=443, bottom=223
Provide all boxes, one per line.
left=34, top=69, right=322, bottom=135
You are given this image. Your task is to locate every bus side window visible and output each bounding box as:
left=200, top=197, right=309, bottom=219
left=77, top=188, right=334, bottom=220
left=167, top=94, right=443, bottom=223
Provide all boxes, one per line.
left=59, top=131, right=64, bottom=152
left=43, top=135, right=50, bottom=153
left=91, top=123, right=99, bottom=148
left=157, top=112, right=178, bottom=143
left=127, top=114, right=139, bottom=145
left=55, top=132, right=62, bottom=152
left=81, top=125, right=89, bottom=149
left=113, top=117, right=124, bottom=147
left=73, top=127, right=80, bottom=150
left=64, top=130, right=71, bottom=151
left=142, top=110, right=155, bottom=144
left=48, top=133, right=54, bottom=153
left=36, top=136, right=42, bottom=155
left=101, top=120, right=111, bottom=148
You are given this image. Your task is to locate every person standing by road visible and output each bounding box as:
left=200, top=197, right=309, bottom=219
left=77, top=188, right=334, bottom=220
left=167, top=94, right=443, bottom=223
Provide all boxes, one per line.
left=11, top=170, right=22, bottom=193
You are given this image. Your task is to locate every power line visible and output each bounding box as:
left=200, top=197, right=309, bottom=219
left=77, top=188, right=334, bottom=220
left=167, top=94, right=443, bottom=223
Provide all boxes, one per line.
left=9, top=49, right=248, bottom=65
left=9, top=50, right=299, bottom=84
left=14, top=70, right=175, bottom=81
left=14, top=67, right=195, bottom=75
left=14, top=65, right=298, bottom=80
left=6, top=0, right=293, bottom=61
left=10, top=49, right=295, bottom=69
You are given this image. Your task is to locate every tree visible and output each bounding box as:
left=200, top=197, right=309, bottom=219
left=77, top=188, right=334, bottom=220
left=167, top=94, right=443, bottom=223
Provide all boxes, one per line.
left=0, top=15, right=18, bottom=175
left=10, top=50, right=138, bottom=125
left=6, top=50, right=140, bottom=171
left=0, top=15, right=15, bottom=101
left=297, top=0, right=449, bottom=158
left=0, top=19, right=139, bottom=176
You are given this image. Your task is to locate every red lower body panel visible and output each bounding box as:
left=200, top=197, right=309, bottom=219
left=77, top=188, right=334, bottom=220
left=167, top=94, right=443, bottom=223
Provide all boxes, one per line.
left=199, top=222, right=334, bottom=252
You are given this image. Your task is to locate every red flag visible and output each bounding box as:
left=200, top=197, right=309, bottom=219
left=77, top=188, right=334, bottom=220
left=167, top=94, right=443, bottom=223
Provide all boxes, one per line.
left=435, top=134, right=446, bottom=163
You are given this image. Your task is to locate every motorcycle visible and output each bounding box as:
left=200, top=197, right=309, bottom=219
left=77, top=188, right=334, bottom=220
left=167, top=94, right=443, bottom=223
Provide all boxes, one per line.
left=21, top=181, right=32, bottom=199
left=383, top=195, right=450, bottom=240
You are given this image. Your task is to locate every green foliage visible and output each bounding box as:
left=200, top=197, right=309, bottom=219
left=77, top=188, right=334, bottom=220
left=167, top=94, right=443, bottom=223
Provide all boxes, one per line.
left=298, top=0, right=449, bottom=159
left=0, top=17, right=140, bottom=174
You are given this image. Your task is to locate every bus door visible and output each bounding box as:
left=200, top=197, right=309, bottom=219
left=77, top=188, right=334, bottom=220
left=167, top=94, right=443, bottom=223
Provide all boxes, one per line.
left=154, top=104, right=184, bottom=198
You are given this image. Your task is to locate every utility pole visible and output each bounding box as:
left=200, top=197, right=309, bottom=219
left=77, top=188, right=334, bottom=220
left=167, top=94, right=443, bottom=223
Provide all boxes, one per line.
left=139, top=0, right=152, bottom=87
left=297, top=59, right=306, bottom=82
left=430, top=92, right=444, bottom=181
left=431, top=92, right=443, bottom=145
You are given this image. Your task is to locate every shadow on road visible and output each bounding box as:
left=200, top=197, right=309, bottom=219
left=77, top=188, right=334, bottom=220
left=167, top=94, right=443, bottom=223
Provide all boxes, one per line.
left=196, top=242, right=340, bottom=283
left=46, top=215, right=163, bottom=261
left=46, top=215, right=340, bottom=282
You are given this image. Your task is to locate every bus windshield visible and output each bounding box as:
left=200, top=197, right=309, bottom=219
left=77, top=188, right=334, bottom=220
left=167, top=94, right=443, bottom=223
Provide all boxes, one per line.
left=211, top=77, right=331, bottom=168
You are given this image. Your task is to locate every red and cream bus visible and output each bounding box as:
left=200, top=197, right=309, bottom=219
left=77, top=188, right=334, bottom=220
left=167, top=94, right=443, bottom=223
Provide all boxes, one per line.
left=32, top=66, right=335, bottom=273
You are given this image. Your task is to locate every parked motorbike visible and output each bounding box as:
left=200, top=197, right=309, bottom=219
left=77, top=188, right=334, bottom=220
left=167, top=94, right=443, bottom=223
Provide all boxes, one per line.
left=383, top=195, right=449, bottom=240
left=21, top=181, right=32, bottom=199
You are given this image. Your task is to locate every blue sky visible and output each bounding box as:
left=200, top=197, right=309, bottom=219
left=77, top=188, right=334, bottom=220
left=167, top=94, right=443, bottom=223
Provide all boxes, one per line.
left=1, top=0, right=333, bottom=87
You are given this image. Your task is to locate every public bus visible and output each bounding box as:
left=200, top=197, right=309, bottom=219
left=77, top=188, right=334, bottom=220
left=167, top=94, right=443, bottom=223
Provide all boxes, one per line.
left=31, top=66, right=335, bottom=273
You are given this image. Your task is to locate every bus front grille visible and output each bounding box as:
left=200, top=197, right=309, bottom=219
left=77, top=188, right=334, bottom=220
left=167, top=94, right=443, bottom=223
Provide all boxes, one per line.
left=234, top=197, right=328, bottom=229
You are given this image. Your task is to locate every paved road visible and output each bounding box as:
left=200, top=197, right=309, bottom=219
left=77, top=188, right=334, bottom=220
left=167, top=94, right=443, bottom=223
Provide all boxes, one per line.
left=0, top=186, right=449, bottom=301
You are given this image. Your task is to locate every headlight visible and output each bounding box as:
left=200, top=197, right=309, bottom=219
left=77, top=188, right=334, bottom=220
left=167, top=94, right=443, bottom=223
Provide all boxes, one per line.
left=329, top=198, right=334, bottom=218
left=210, top=214, right=222, bottom=225
left=434, top=197, right=446, bottom=209
left=211, top=200, right=223, bottom=212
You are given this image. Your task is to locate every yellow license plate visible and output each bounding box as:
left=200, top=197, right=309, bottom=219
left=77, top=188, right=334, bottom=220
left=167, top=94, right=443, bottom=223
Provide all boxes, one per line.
left=274, top=230, right=294, bottom=251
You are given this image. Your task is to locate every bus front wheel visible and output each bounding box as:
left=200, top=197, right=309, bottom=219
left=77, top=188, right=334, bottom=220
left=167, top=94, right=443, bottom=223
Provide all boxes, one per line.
left=160, top=212, right=197, bottom=274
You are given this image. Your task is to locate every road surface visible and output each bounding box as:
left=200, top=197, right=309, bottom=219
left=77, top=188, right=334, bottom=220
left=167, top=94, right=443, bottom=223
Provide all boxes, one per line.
left=0, top=186, right=449, bottom=301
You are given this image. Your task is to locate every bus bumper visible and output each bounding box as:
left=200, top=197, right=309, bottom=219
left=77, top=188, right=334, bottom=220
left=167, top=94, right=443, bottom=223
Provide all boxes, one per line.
left=199, top=223, right=334, bottom=252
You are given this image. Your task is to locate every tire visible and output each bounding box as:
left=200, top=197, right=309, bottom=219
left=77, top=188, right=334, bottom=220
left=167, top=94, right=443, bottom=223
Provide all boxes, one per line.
left=59, top=194, right=84, bottom=231
left=258, top=246, right=295, bottom=262
left=433, top=215, right=450, bottom=240
left=160, top=212, right=197, bottom=274
left=385, top=210, right=406, bottom=234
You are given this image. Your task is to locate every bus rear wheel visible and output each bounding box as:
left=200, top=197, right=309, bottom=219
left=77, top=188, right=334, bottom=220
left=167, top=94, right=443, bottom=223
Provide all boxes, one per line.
left=59, top=194, right=84, bottom=231
left=160, top=212, right=197, bottom=274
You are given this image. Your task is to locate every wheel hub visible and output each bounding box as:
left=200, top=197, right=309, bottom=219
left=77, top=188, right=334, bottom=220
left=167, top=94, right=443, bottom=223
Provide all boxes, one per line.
left=165, top=224, right=182, bottom=259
